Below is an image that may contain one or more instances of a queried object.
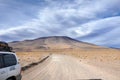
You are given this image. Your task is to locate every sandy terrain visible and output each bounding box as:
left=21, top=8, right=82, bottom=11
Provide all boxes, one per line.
left=14, top=49, right=120, bottom=80
left=16, top=52, right=50, bottom=67
left=9, top=36, right=119, bottom=80
left=22, top=54, right=120, bottom=80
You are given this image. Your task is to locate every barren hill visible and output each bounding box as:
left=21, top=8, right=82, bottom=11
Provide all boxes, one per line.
left=9, top=36, right=103, bottom=52
left=9, top=36, right=120, bottom=80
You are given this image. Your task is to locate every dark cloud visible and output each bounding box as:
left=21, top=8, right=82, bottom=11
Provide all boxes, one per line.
left=79, top=26, right=116, bottom=40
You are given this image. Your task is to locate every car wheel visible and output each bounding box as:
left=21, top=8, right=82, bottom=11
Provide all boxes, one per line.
left=7, top=78, right=14, bottom=80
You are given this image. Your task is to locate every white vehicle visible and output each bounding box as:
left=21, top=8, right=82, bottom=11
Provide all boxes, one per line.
left=0, top=52, right=22, bottom=80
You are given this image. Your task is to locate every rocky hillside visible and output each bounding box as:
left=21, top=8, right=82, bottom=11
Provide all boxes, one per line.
left=9, top=36, right=103, bottom=52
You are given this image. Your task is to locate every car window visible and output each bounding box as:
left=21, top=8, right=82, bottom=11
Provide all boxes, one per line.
left=0, top=55, right=4, bottom=68
left=3, top=54, right=17, bottom=67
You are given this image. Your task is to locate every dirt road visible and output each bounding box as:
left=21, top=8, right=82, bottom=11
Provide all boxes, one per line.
left=22, top=54, right=119, bottom=80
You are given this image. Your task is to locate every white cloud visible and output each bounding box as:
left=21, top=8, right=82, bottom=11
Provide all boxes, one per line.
left=78, top=16, right=120, bottom=47
left=0, top=0, right=120, bottom=48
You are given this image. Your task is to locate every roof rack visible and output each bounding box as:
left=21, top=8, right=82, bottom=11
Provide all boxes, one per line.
left=0, top=41, right=13, bottom=52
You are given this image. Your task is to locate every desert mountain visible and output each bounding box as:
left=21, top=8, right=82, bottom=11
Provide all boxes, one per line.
left=9, top=36, right=103, bottom=52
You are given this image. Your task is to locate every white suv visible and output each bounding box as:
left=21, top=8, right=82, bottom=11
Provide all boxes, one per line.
left=0, top=52, right=22, bottom=80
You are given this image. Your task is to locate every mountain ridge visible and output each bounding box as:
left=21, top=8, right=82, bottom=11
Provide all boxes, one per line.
left=9, top=36, right=105, bottom=52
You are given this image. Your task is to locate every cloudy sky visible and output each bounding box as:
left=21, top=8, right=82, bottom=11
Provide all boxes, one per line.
left=0, top=0, right=120, bottom=48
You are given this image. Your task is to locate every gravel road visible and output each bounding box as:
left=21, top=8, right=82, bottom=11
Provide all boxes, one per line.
left=22, top=54, right=119, bottom=80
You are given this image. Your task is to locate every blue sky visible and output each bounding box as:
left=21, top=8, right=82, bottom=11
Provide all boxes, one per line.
left=0, top=0, right=120, bottom=48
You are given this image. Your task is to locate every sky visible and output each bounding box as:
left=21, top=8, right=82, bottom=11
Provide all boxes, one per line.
left=0, top=0, right=120, bottom=48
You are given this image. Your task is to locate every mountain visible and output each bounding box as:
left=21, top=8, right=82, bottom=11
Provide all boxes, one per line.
left=9, top=36, right=104, bottom=52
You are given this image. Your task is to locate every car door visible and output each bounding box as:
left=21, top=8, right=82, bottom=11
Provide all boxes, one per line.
left=3, top=54, right=18, bottom=78
left=0, top=55, right=7, bottom=80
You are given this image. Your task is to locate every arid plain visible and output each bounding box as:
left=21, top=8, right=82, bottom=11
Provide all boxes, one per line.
left=9, top=36, right=120, bottom=80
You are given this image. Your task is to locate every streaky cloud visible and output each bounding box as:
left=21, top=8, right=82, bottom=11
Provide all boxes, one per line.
left=0, top=0, right=120, bottom=48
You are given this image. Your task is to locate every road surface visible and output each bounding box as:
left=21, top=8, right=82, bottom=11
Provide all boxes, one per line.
left=22, top=54, right=119, bottom=80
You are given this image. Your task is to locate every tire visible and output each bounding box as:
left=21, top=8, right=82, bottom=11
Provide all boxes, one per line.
left=7, top=78, right=15, bottom=80
left=7, top=78, right=13, bottom=80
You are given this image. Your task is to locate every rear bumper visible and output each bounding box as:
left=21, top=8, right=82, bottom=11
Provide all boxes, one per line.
left=16, top=74, right=22, bottom=80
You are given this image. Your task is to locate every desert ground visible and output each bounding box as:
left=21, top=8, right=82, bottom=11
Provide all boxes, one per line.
left=16, top=48, right=120, bottom=80
left=17, top=51, right=50, bottom=67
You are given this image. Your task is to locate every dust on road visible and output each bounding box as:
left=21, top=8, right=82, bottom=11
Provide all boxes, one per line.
left=22, top=54, right=119, bottom=80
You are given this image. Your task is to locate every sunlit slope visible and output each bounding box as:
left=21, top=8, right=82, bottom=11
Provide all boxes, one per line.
left=9, top=36, right=104, bottom=52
